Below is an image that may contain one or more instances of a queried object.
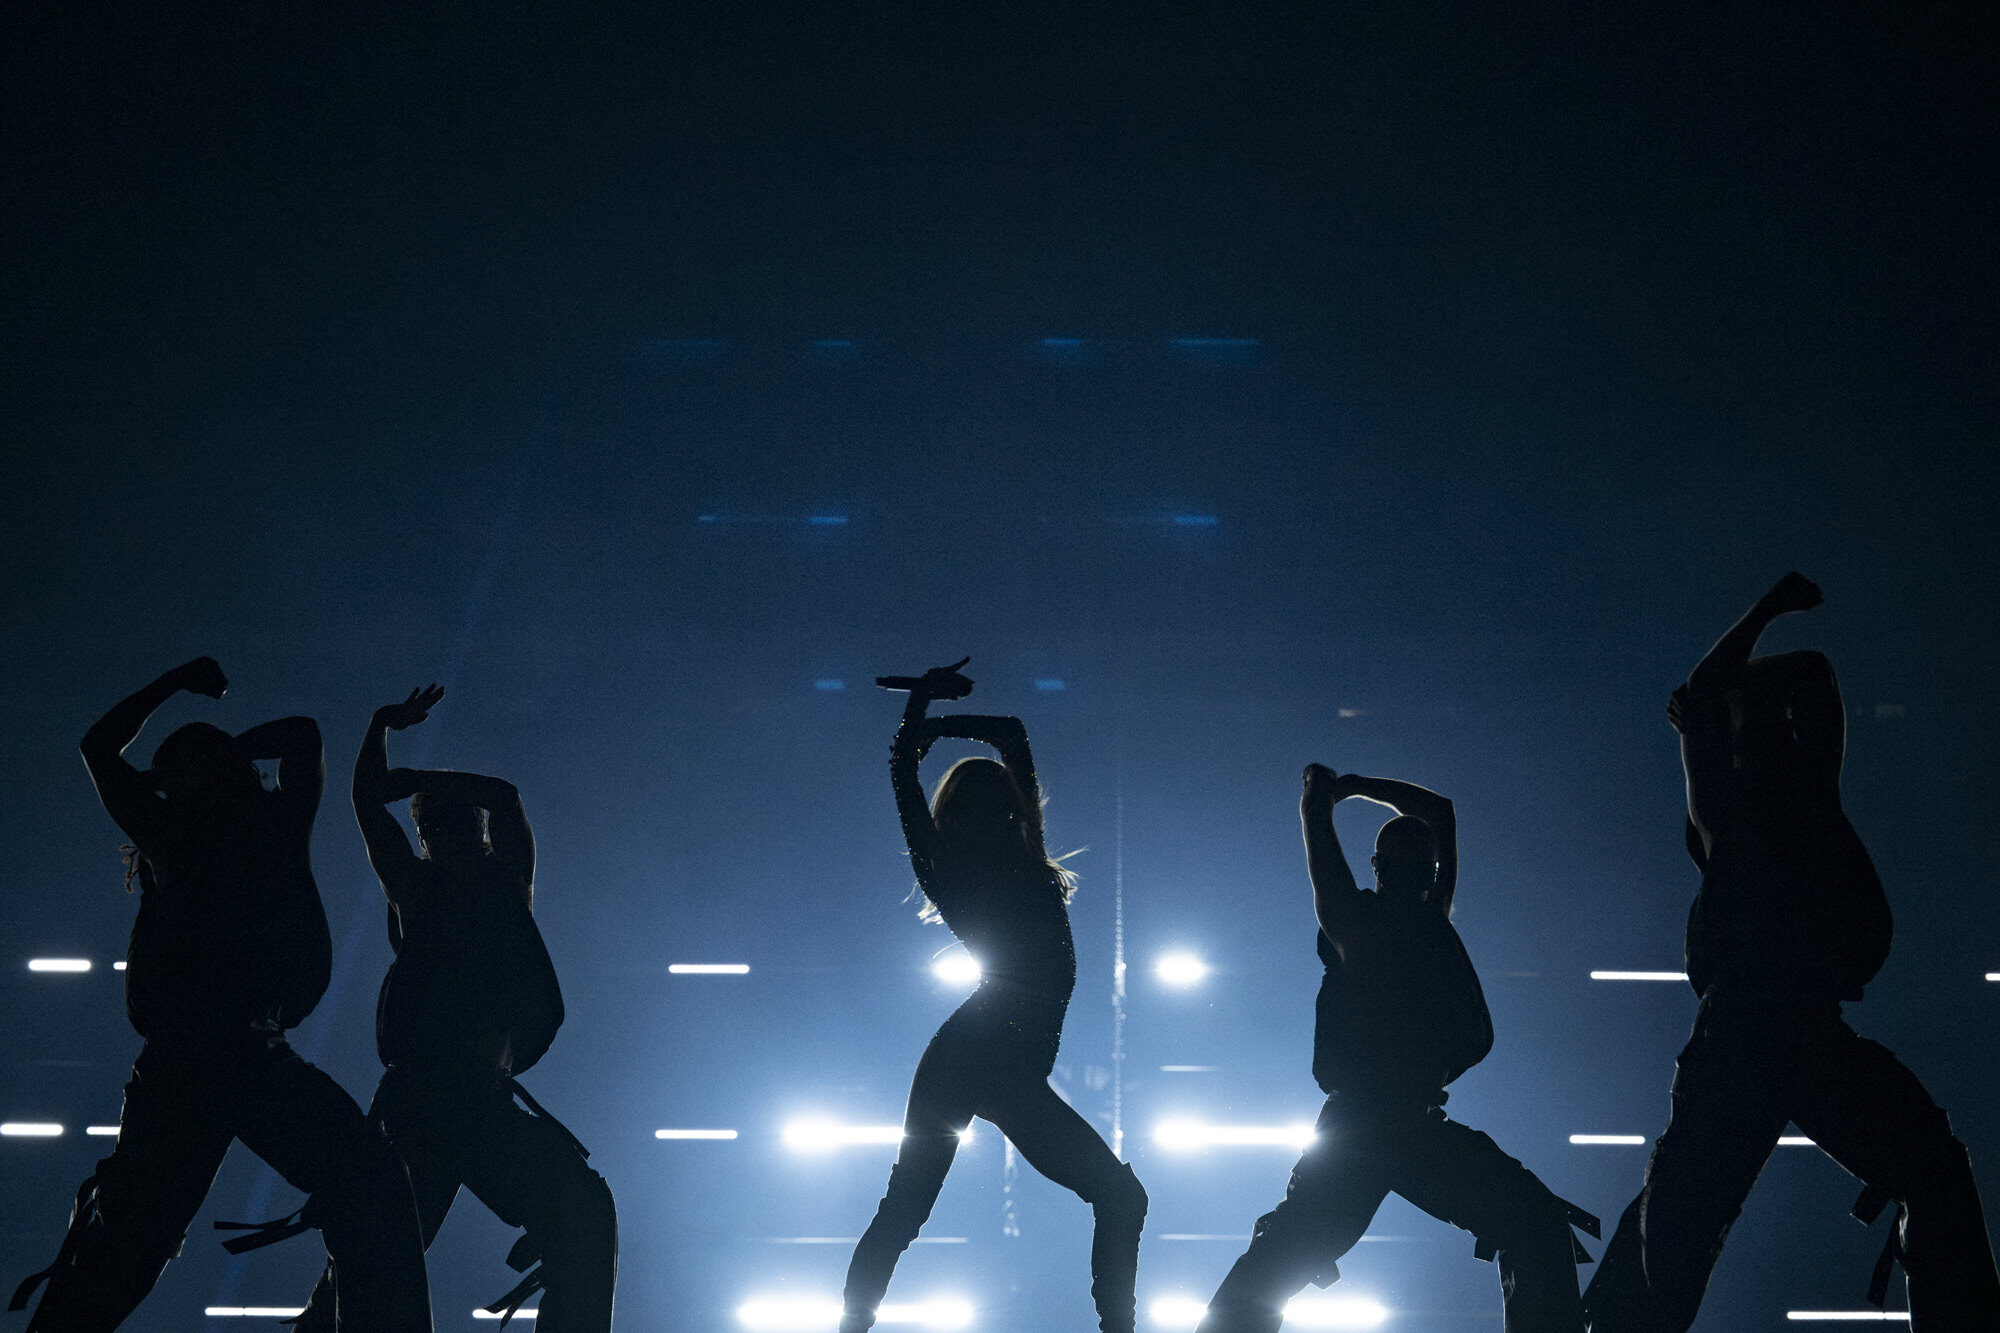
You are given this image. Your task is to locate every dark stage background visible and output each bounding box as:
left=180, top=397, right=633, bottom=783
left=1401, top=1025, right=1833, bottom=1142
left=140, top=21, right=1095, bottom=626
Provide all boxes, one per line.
left=3, top=3, right=1997, bottom=1330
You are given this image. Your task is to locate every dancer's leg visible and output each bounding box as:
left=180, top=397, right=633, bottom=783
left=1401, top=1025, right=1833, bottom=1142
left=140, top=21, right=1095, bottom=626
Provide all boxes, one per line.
left=980, top=1078, right=1148, bottom=1333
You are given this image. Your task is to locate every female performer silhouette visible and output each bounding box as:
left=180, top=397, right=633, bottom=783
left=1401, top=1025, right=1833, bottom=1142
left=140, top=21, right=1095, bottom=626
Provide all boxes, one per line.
left=839, top=660, right=1147, bottom=1333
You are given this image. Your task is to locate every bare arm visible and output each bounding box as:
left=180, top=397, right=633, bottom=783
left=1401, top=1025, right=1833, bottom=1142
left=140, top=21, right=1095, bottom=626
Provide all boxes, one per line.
left=1301, top=764, right=1367, bottom=953
left=79, top=656, right=227, bottom=846
left=232, top=717, right=324, bottom=826
left=351, top=689, right=440, bottom=898
left=407, top=771, right=534, bottom=884
left=1685, top=571, right=1823, bottom=696
left=1333, top=774, right=1458, bottom=910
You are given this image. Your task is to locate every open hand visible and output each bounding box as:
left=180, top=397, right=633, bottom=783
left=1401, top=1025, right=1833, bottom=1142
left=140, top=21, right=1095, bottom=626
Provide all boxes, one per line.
left=380, top=684, right=444, bottom=731
left=175, top=656, right=228, bottom=699
left=1763, top=571, right=1823, bottom=616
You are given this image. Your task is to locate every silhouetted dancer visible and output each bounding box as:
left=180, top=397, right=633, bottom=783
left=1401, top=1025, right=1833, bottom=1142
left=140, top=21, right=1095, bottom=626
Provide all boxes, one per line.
left=293, top=686, right=616, bottom=1333
left=1196, top=764, right=1597, bottom=1333
left=9, top=657, right=430, bottom=1332
left=840, top=660, right=1148, bottom=1333
left=1584, top=573, right=2000, bottom=1331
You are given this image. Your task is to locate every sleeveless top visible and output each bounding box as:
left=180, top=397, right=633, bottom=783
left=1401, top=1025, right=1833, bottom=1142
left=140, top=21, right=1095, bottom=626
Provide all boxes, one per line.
left=375, top=854, right=564, bottom=1074
left=125, top=800, right=332, bottom=1040
left=1312, top=894, right=1493, bottom=1102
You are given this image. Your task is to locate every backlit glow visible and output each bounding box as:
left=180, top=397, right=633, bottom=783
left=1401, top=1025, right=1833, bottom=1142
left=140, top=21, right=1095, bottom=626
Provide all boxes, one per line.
left=1154, top=952, right=1209, bottom=987
left=27, top=959, right=90, bottom=973
left=1, top=1123, right=63, bottom=1137
left=1590, top=971, right=1688, bottom=982
left=783, top=1119, right=905, bottom=1150
left=656, top=1128, right=739, bottom=1140
left=737, top=1295, right=974, bottom=1329
left=1154, top=1119, right=1315, bottom=1151
left=932, top=954, right=981, bottom=986
left=1570, top=1135, right=1647, bottom=1146
left=669, top=964, right=750, bottom=975
left=1149, top=1294, right=1386, bottom=1328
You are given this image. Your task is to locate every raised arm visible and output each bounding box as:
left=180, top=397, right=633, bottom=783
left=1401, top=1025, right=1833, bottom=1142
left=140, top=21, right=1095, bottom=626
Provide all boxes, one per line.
left=928, top=714, right=1046, bottom=855
left=232, top=716, right=324, bottom=826
left=1685, top=571, right=1822, bottom=697
left=352, top=687, right=440, bottom=897
left=406, top=770, right=534, bottom=884
left=1301, top=764, right=1367, bottom=953
left=80, top=656, right=227, bottom=846
left=1331, top=773, right=1458, bottom=911
left=880, top=659, right=975, bottom=882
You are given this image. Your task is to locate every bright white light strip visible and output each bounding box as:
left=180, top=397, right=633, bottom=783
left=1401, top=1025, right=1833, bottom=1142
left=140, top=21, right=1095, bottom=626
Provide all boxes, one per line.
left=1154, top=1119, right=1316, bottom=1151
left=932, top=954, right=981, bottom=985
left=735, top=1295, right=974, bottom=1329
left=205, top=1310, right=306, bottom=1319
left=1987, top=973, right=2000, bottom=982
left=1779, top=1136, right=1815, bottom=1146
left=669, top=963, right=750, bottom=974
left=781, top=1120, right=974, bottom=1150
left=473, top=1311, right=537, bottom=1320
left=114, top=961, right=127, bottom=971
left=87, top=1126, right=120, bottom=1136
left=1590, top=970, right=1688, bottom=981
left=1, top=1123, right=63, bottom=1137
left=656, top=1128, right=739, bottom=1140
left=1570, top=1134, right=1647, bottom=1145
left=1148, top=1294, right=1387, bottom=1328
left=1786, top=1314, right=1909, bottom=1323
left=28, top=959, right=90, bottom=973
left=1155, top=952, right=1209, bottom=986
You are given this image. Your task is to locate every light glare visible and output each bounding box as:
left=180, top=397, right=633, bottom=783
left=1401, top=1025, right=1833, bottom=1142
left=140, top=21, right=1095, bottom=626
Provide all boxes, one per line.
left=932, top=954, right=981, bottom=986
left=27, top=959, right=90, bottom=973
left=656, top=1128, right=739, bottom=1140
left=205, top=1310, right=306, bottom=1319
left=1154, top=952, right=1209, bottom=987
left=669, top=963, right=750, bottom=974
left=1589, top=971, right=1688, bottom=982
left=1154, top=1119, right=1315, bottom=1151
left=783, top=1119, right=905, bottom=1151
left=86, top=1126, right=120, bottom=1136
left=1, top=1123, right=63, bottom=1137
left=1786, top=1315, right=1910, bottom=1323
left=1569, top=1134, right=1647, bottom=1145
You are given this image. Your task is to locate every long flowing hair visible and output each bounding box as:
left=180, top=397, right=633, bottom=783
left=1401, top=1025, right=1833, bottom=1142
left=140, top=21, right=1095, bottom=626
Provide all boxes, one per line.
left=916, top=756, right=1079, bottom=922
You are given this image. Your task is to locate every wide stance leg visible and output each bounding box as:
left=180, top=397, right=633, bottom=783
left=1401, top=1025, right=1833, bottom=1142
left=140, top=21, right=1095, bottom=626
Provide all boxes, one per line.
left=378, top=1073, right=616, bottom=1333
left=840, top=1052, right=973, bottom=1333
left=981, top=1079, right=1148, bottom=1333
left=1584, top=1018, right=1790, bottom=1333
left=1197, top=1100, right=1389, bottom=1333
left=1792, top=1026, right=2000, bottom=1332
left=16, top=1045, right=231, bottom=1332
left=232, top=1044, right=431, bottom=1333
left=1393, top=1112, right=1588, bottom=1333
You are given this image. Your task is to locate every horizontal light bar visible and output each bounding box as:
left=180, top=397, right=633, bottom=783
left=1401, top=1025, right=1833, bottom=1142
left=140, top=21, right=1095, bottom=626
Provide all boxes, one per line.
left=669, top=963, right=750, bottom=975
left=1, top=1123, right=63, bottom=1137
left=205, top=1310, right=306, bottom=1319
left=1590, top=971, right=1688, bottom=982
left=1154, top=952, right=1209, bottom=987
left=1786, top=1315, right=1909, bottom=1323
left=114, top=961, right=127, bottom=971
left=932, top=954, right=981, bottom=985
left=87, top=1125, right=120, bottom=1137
left=1570, top=1134, right=1647, bottom=1145
left=1159, top=1066, right=1218, bottom=1073
left=737, top=1295, right=974, bottom=1329
left=474, top=1311, right=537, bottom=1320
left=1779, top=1136, right=1816, bottom=1147
left=656, top=1128, right=739, bottom=1140
left=1149, top=1294, right=1386, bottom=1329
left=27, top=959, right=90, bottom=973
left=1987, top=974, right=2000, bottom=983
left=782, top=1120, right=972, bottom=1151
left=1154, top=1119, right=1316, bottom=1151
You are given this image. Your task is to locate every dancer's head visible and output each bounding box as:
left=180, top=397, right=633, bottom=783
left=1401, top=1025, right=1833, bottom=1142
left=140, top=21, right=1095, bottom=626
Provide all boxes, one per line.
left=411, top=789, right=487, bottom=863
left=1372, top=814, right=1441, bottom=909
left=931, top=757, right=1034, bottom=858
left=149, top=723, right=259, bottom=809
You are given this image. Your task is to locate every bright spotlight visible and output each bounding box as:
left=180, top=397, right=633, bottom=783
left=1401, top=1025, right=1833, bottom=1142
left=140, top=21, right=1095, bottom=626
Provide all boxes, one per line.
left=932, top=954, right=981, bottom=986
left=27, top=959, right=90, bottom=973
left=1283, top=1294, right=1389, bottom=1328
left=1153, top=1119, right=1315, bottom=1151
left=782, top=1119, right=905, bottom=1151
left=1150, top=1295, right=1209, bottom=1328
left=1154, top=952, right=1208, bottom=987
left=737, top=1295, right=974, bottom=1329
